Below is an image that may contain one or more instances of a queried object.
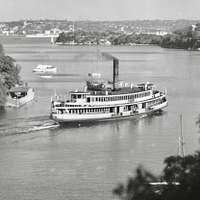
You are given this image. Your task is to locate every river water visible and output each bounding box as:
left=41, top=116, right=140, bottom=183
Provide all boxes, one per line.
left=0, top=37, right=200, bottom=200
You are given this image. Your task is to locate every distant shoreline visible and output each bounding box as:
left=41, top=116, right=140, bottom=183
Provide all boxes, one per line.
left=1, top=35, right=200, bottom=51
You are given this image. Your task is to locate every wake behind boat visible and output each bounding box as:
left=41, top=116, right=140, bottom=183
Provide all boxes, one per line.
left=50, top=57, right=167, bottom=123
left=30, top=121, right=60, bottom=131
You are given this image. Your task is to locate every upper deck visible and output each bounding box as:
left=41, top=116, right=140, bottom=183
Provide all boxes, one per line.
left=51, top=82, right=160, bottom=107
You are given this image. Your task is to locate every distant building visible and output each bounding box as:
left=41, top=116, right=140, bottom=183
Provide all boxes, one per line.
left=99, top=39, right=111, bottom=46
left=192, top=24, right=197, bottom=31
left=51, top=28, right=62, bottom=34
left=155, top=31, right=168, bottom=36
left=2, top=30, right=9, bottom=36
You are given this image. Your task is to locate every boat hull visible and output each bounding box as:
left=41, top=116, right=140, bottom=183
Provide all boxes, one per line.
left=5, top=88, right=35, bottom=108
left=51, top=101, right=167, bottom=124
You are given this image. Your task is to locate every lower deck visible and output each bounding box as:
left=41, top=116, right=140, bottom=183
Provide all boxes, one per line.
left=51, top=95, right=167, bottom=123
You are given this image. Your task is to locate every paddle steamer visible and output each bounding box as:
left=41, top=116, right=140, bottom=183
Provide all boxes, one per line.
left=50, top=58, right=167, bottom=123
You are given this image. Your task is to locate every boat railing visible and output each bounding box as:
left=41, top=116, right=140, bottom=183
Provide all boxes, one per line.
left=128, top=99, right=134, bottom=103
left=51, top=95, right=70, bottom=102
left=6, top=96, right=18, bottom=106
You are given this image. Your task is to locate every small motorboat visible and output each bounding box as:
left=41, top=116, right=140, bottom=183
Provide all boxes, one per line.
left=33, top=64, right=57, bottom=73
left=5, top=84, right=35, bottom=108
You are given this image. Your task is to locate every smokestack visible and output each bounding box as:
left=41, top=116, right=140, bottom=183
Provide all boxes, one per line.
left=101, top=52, right=119, bottom=90
left=113, top=58, right=119, bottom=90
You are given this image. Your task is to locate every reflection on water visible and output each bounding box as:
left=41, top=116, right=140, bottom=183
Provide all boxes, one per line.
left=0, top=40, right=200, bottom=200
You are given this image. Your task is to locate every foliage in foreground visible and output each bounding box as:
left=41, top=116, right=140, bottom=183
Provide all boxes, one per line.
left=0, top=43, right=21, bottom=106
left=113, top=151, right=200, bottom=200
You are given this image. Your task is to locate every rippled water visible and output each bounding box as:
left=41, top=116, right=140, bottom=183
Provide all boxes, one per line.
left=0, top=37, right=200, bottom=200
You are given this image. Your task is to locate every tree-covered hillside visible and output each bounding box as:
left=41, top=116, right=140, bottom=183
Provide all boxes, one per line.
left=56, top=31, right=162, bottom=46
left=161, top=23, right=200, bottom=50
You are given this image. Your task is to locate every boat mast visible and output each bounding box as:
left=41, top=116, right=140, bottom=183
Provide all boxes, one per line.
left=72, top=22, right=75, bottom=45
left=178, top=114, right=185, bottom=157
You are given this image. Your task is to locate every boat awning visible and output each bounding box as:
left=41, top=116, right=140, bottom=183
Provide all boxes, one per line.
left=9, top=86, right=29, bottom=93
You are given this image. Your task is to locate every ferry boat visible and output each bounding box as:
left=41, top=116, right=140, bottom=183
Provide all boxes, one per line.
left=33, top=64, right=57, bottom=73
left=50, top=58, right=167, bottom=123
left=5, top=85, right=35, bottom=107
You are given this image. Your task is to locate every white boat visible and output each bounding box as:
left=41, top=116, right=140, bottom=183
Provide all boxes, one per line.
left=5, top=85, right=35, bottom=108
left=50, top=58, right=167, bottom=123
left=33, top=64, right=57, bottom=73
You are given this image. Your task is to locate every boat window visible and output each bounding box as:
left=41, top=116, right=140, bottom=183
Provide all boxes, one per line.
left=71, top=94, right=76, bottom=99
left=87, top=98, right=90, bottom=103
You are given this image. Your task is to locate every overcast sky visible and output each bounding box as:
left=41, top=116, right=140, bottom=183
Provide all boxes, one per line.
left=1, top=0, right=200, bottom=21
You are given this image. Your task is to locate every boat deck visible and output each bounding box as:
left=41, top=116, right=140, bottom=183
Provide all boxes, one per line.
left=71, top=87, right=145, bottom=96
left=90, top=87, right=143, bottom=95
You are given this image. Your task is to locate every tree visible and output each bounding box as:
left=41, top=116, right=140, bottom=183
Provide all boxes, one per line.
left=0, top=43, right=21, bottom=106
left=113, top=166, right=159, bottom=200
left=113, top=152, right=200, bottom=200
left=0, top=55, right=21, bottom=89
left=0, top=43, right=4, bottom=55
left=0, top=78, right=6, bottom=107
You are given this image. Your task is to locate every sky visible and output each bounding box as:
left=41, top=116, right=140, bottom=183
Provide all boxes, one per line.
left=1, top=0, right=200, bottom=21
